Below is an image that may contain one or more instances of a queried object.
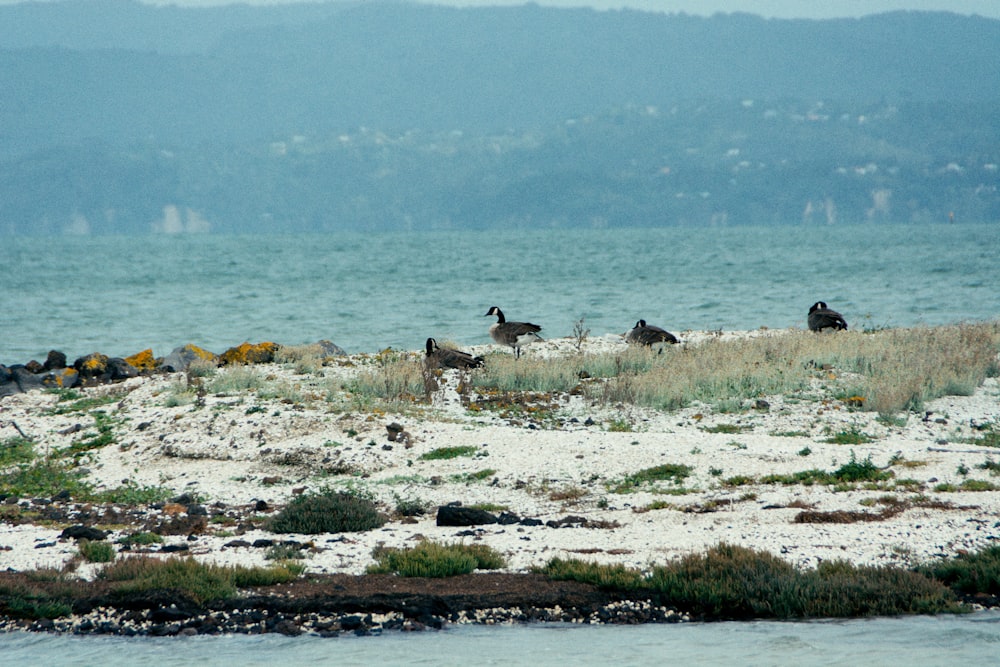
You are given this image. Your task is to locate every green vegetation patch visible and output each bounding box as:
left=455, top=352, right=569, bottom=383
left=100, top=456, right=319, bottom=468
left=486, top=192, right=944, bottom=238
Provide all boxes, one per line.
left=78, top=539, right=116, bottom=563
left=97, top=556, right=302, bottom=604
left=268, top=488, right=387, bottom=534
left=419, top=445, right=479, bottom=461
left=918, top=545, right=1000, bottom=596
left=608, top=463, right=693, bottom=494
left=0, top=458, right=93, bottom=499
left=760, top=453, right=892, bottom=487
left=540, top=543, right=957, bottom=619
left=700, top=423, right=753, bottom=434
left=368, top=541, right=506, bottom=577
left=822, top=425, right=876, bottom=445
left=0, top=436, right=36, bottom=467
left=43, top=390, right=124, bottom=415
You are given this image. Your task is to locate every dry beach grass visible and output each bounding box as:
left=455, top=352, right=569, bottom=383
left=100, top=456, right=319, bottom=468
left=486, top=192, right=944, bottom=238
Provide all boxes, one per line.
left=2, top=322, right=1000, bottom=627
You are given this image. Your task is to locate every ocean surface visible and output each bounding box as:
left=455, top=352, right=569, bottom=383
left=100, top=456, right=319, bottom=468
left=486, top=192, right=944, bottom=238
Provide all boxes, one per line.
left=2, top=223, right=998, bottom=364
left=2, top=611, right=999, bottom=666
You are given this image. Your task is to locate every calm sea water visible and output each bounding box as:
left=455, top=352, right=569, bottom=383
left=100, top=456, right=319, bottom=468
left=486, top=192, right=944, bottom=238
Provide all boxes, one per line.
left=2, top=223, right=998, bottom=364
left=2, top=612, right=999, bottom=666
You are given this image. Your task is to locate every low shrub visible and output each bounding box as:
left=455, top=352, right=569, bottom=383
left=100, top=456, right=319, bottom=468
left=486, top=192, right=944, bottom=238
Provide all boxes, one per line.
left=268, top=488, right=387, bottom=534
left=538, top=558, right=643, bottom=590
left=78, top=539, right=115, bottom=563
left=97, top=556, right=303, bottom=603
left=542, top=543, right=958, bottom=619
left=368, top=540, right=506, bottom=577
left=918, top=546, right=1000, bottom=596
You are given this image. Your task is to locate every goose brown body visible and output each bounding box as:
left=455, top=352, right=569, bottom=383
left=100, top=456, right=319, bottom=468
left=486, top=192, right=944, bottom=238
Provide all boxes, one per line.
left=424, top=338, right=484, bottom=370
left=808, top=302, right=848, bottom=332
left=484, top=306, right=542, bottom=359
left=625, top=319, right=679, bottom=346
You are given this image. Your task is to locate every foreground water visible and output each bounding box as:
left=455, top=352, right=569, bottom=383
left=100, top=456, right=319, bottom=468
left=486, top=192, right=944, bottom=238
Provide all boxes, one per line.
left=3, top=223, right=998, bottom=363
left=2, top=612, right=999, bottom=666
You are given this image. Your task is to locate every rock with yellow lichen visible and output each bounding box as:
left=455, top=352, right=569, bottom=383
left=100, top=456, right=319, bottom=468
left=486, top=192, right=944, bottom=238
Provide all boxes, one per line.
left=124, top=348, right=160, bottom=373
left=218, top=341, right=279, bottom=366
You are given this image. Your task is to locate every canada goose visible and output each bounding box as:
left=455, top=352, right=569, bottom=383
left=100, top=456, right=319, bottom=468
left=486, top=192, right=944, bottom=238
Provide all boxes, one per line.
left=625, top=319, right=679, bottom=346
left=808, top=302, right=848, bottom=332
left=424, top=337, right=484, bottom=370
left=484, top=306, right=543, bottom=358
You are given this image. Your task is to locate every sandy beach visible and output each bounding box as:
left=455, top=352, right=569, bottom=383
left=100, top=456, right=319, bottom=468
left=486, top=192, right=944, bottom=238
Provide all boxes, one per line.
left=2, top=329, right=999, bottom=582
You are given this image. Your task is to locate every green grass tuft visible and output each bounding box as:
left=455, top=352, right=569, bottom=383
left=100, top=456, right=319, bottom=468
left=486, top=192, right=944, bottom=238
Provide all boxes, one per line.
left=419, top=445, right=478, bottom=460
left=608, top=463, right=693, bottom=494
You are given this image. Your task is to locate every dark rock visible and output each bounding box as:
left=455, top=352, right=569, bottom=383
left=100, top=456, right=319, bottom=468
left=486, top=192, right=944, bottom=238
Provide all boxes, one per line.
left=160, top=543, right=190, bottom=553
left=151, top=607, right=192, bottom=623
left=224, top=540, right=252, bottom=548
left=339, top=615, right=366, bottom=631
left=41, top=367, right=80, bottom=390
left=274, top=619, right=302, bottom=636
left=436, top=505, right=498, bottom=527
left=254, top=499, right=269, bottom=512
left=186, top=504, right=208, bottom=516
left=106, top=357, right=139, bottom=381
left=24, top=359, right=44, bottom=373
left=315, top=340, right=347, bottom=357
left=497, top=511, right=522, bottom=525
left=73, top=353, right=111, bottom=384
left=60, top=525, right=108, bottom=541
left=161, top=344, right=217, bottom=373
left=3, top=365, right=46, bottom=394
left=519, top=518, right=544, bottom=526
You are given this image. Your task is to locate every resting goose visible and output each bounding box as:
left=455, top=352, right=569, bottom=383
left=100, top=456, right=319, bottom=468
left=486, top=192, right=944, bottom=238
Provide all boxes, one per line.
left=625, top=319, right=679, bottom=346
left=807, top=302, right=848, bottom=332
left=484, top=306, right=543, bottom=359
left=424, top=337, right=484, bottom=370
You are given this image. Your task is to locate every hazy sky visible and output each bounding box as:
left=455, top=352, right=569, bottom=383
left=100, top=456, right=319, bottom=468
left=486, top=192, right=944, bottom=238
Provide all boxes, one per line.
left=3, top=0, right=998, bottom=20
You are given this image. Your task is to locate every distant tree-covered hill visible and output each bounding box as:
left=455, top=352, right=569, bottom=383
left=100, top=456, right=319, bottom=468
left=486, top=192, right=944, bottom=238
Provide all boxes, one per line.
left=0, top=1, right=997, bottom=233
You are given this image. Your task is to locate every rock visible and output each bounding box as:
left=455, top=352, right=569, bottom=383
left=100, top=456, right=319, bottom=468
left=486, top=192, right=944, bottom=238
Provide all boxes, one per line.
left=124, top=348, right=160, bottom=373
left=73, top=352, right=111, bottom=384
left=161, top=344, right=217, bottom=373
left=315, top=340, right=347, bottom=357
left=218, top=341, right=279, bottom=366
left=436, top=505, right=498, bottom=527
left=43, top=350, right=67, bottom=370
left=107, top=357, right=139, bottom=381
left=60, top=525, right=108, bottom=541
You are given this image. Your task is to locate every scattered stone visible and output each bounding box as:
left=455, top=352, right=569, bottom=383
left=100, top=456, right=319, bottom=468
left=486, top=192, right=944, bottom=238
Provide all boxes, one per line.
left=59, top=525, right=108, bottom=541
left=436, top=505, right=498, bottom=527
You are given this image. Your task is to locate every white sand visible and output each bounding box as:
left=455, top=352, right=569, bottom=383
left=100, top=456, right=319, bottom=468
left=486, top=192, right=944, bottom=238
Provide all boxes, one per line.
left=2, top=330, right=999, bottom=577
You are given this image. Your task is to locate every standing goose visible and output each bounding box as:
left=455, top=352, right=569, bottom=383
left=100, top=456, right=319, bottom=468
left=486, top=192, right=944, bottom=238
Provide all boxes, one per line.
left=484, top=306, right=543, bottom=359
left=424, top=337, right=484, bottom=370
left=625, top=319, right=679, bottom=346
left=807, top=301, right=848, bottom=332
